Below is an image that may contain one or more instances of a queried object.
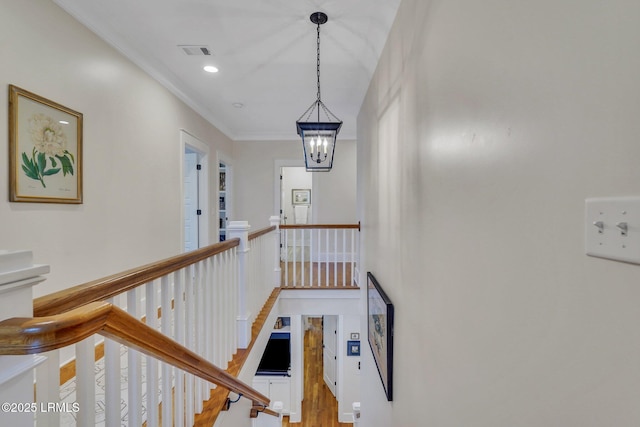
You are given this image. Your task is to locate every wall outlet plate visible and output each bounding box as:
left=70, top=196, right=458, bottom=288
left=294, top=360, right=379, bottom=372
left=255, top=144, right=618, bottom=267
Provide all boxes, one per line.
left=585, top=197, right=640, bottom=264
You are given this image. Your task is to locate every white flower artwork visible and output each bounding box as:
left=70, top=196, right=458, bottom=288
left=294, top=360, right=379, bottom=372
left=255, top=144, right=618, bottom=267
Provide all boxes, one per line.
left=9, top=85, right=82, bottom=203
left=21, top=113, right=75, bottom=188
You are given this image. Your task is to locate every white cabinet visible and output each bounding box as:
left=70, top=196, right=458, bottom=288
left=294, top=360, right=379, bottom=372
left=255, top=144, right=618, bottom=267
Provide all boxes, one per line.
left=253, top=376, right=291, bottom=415
left=252, top=376, right=270, bottom=396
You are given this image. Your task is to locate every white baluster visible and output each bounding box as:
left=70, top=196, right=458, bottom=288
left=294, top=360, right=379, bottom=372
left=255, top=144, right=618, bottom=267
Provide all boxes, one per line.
left=284, top=229, right=289, bottom=286
left=317, top=228, right=322, bottom=287
left=161, top=275, right=173, bottom=424
left=309, top=229, right=313, bottom=287
left=174, top=268, right=186, bottom=427
left=145, top=281, right=159, bottom=426
left=351, top=229, right=356, bottom=287
left=293, top=228, right=297, bottom=287
left=301, top=229, right=305, bottom=287
left=35, top=349, right=60, bottom=427
left=231, top=248, right=238, bottom=354
left=75, top=337, right=95, bottom=426
left=222, top=252, right=230, bottom=366
left=325, top=229, right=330, bottom=286
left=204, top=258, right=213, bottom=387
left=214, top=254, right=223, bottom=368
left=253, top=237, right=259, bottom=303
left=207, top=257, right=216, bottom=389
left=220, top=252, right=228, bottom=364
left=342, top=229, right=347, bottom=287
left=127, top=289, right=142, bottom=426
left=270, top=216, right=281, bottom=288
left=194, top=261, right=204, bottom=413
left=333, top=228, right=338, bottom=286
left=185, top=265, right=195, bottom=426
left=104, top=297, right=121, bottom=427
left=248, top=239, right=255, bottom=322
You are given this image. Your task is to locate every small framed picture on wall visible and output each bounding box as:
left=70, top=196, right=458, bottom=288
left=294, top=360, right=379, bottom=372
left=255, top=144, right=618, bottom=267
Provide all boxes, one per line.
left=347, top=340, right=360, bottom=356
left=292, top=188, right=311, bottom=205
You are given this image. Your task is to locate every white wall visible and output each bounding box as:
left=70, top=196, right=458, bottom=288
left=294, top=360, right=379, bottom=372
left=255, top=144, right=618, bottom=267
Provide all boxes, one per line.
left=233, top=140, right=357, bottom=228
left=337, top=314, right=361, bottom=423
left=0, top=0, right=233, bottom=296
left=358, top=0, right=640, bottom=426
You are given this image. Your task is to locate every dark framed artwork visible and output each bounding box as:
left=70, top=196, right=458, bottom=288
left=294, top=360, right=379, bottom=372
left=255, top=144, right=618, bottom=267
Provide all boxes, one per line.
left=347, top=340, right=360, bottom=356
left=8, top=85, right=83, bottom=203
left=367, top=272, right=394, bottom=401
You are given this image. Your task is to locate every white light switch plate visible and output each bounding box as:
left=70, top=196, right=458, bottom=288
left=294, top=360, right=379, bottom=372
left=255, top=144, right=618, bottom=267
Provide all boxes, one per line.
left=585, top=197, right=640, bottom=264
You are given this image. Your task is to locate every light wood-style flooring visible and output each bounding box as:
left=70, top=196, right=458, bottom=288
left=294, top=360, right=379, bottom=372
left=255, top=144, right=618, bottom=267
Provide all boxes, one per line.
left=280, top=262, right=356, bottom=288
left=282, top=318, right=352, bottom=427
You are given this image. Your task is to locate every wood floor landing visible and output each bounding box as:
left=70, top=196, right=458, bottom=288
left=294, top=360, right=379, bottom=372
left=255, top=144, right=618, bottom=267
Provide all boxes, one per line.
left=280, top=262, right=357, bottom=289
left=282, top=318, right=352, bottom=427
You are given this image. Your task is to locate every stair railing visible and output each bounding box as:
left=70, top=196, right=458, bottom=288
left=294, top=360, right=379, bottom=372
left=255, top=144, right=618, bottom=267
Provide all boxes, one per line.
left=0, top=220, right=280, bottom=426
left=280, top=223, right=360, bottom=288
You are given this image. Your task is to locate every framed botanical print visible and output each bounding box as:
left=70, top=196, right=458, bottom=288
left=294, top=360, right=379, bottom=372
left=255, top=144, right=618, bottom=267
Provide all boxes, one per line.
left=9, top=85, right=83, bottom=203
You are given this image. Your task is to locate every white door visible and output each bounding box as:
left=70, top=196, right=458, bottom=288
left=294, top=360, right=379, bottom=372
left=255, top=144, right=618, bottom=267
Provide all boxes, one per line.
left=323, top=315, right=337, bottom=397
left=184, top=149, right=199, bottom=252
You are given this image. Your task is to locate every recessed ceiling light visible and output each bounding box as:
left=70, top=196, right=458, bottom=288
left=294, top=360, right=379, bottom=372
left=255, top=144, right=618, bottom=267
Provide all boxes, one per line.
left=203, top=65, right=219, bottom=73
left=232, top=103, right=244, bottom=108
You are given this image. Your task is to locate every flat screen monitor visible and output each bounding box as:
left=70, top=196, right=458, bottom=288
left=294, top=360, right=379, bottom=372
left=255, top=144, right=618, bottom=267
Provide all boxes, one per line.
left=256, top=332, right=290, bottom=376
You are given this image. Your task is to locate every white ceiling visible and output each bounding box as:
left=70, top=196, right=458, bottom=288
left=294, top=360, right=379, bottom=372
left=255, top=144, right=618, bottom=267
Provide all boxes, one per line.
left=53, top=0, right=401, bottom=141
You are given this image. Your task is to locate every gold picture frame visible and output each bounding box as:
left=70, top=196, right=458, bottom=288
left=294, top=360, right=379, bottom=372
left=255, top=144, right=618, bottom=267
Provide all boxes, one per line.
left=9, top=85, right=83, bottom=203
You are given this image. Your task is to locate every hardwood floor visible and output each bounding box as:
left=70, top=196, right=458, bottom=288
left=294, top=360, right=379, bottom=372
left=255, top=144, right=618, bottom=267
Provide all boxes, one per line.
left=282, top=318, right=352, bottom=427
left=280, top=262, right=356, bottom=288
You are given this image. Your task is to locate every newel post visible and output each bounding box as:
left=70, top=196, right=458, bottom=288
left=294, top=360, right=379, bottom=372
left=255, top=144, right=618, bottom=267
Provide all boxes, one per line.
left=0, top=251, right=50, bottom=426
left=269, top=215, right=281, bottom=288
left=227, top=221, right=251, bottom=349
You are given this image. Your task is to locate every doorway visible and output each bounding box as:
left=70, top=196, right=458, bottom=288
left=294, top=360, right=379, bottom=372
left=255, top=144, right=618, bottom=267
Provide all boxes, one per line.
left=322, top=315, right=338, bottom=397
left=284, top=316, right=344, bottom=426
left=218, top=160, right=231, bottom=241
left=181, top=130, right=209, bottom=252
left=184, top=147, right=200, bottom=251
left=280, top=166, right=313, bottom=262
left=280, top=166, right=312, bottom=226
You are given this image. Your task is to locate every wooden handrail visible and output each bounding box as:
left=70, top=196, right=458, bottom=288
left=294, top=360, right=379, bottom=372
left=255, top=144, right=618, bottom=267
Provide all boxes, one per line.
left=248, top=225, right=276, bottom=241
left=250, top=404, right=281, bottom=418
left=279, top=223, right=360, bottom=230
left=34, top=239, right=240, bottom=317
left=0, top=301, right=270, bottom=408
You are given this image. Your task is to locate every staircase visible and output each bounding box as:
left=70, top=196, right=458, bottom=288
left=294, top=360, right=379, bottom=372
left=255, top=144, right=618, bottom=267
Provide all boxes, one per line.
left=0, top=217, right=360, bottom=426
left=0, top=220, right=280, bottom=426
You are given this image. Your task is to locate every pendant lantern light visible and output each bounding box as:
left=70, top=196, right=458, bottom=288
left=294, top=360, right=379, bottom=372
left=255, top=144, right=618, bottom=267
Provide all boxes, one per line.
left=296, top=12, right=342, bottom=172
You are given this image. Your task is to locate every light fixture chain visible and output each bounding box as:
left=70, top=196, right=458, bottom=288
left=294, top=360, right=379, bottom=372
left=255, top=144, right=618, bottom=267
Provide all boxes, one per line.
left=316, top=18, right=321, bottom=104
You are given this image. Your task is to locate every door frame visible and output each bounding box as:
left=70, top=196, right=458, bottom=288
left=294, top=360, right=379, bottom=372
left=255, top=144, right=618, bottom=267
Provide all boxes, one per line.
left=180, top=130, right=210, bottom=250
left=274, top=159, right=318, bottom=260
left=217, top=151, right=233, bottom=242
left=274, top=159, right=307, bottom=221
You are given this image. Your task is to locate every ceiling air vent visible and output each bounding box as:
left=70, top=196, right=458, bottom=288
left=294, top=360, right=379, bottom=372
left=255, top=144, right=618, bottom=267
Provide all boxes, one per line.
left=178, top=45, right=212, bottom=56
